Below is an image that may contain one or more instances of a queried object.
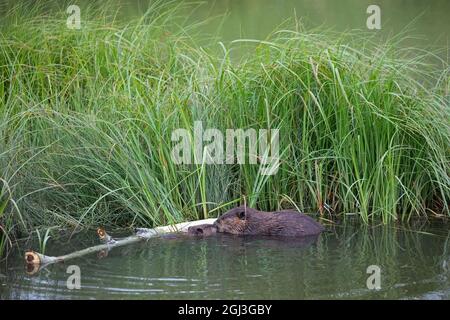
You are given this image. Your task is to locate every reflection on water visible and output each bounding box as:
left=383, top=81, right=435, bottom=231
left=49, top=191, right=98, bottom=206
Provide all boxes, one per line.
left=1, top=223, right=449, bottom=299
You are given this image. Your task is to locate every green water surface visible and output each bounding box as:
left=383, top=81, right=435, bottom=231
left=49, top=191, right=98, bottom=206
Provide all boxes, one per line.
left=1, top=223, right=449, bottom=299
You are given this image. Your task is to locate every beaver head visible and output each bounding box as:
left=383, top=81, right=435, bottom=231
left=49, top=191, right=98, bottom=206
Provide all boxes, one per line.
left=187, top=224, right=217, bottom=236
left=213, top=206, right=252, bottom=235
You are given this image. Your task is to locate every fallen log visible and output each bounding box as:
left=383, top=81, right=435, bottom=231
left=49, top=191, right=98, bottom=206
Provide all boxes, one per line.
left=25, top=218, right=217, bottom=273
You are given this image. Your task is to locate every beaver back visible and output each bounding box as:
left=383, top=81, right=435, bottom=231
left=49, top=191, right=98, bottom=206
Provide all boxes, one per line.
left=214, top=206, right=324, bottom=237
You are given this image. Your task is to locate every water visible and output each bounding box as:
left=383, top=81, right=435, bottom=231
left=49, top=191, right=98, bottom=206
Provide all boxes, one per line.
left=1, top=223, right=449, bottom=299
left=11, top=0, right=448, bottom=51
left=124, top=0, right=450, bottom=52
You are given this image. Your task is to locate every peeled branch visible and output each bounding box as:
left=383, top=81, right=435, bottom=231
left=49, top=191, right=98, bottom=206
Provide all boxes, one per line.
left=25, top=218, right=216, bottom=274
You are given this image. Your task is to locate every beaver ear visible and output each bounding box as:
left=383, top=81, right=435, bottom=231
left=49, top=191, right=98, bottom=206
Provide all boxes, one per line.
left=196, top=228, right=203, bottom=234
left=237, top=210, right=246, bottom=220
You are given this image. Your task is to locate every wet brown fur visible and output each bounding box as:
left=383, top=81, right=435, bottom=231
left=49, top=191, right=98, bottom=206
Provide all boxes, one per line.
left=214, top=206, right=324, bottom=237
left=187, top=224, right=217, bottom=236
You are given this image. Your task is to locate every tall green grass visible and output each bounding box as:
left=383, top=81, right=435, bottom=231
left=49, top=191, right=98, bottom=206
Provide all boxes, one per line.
left=0, top=1, right=449, bottom=256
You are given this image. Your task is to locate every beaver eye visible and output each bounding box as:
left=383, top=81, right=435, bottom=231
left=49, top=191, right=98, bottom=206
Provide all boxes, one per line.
left=237, top=211, right=246, bottom=219
left=196, top=228, right=203, bottom=234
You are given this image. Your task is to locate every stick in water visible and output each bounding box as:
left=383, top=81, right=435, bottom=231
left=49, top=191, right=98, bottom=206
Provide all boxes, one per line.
left=25, top=218, right=217, bottom=274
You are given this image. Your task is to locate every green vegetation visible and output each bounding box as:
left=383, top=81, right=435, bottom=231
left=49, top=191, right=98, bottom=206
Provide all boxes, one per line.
left=0, top=1, right=449, bottom=257
left=35, top=227, right=52, bottom=255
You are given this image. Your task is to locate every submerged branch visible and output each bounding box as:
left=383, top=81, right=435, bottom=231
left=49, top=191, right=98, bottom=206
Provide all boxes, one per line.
left=24, top=218, right=216, bottom=274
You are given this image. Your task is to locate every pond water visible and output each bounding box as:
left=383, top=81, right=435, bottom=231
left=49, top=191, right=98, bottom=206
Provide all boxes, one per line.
left=120, top=0, right=450, bottom=54
left=1, top=222, right=449, bottom=299
left=12, top=0, right=448, bottom=52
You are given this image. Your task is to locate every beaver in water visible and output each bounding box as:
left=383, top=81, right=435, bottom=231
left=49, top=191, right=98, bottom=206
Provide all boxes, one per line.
left=213, top=206, right=324, bottom=237
left=187, top=224, right=217, bottom=236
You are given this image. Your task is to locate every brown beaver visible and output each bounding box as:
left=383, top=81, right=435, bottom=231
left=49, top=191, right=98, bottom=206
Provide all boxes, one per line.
left=213, top=206, right=324, bottom=237
left=187, top=224, right=217, bottom=236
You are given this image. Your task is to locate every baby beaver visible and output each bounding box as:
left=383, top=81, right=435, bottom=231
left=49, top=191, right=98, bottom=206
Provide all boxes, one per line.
left=214, top=206, right=324, bottom=237
left=187, top=224, right=217, bottom=236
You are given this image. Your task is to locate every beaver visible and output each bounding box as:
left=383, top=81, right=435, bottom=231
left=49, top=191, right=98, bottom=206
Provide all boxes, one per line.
left=187, top=224, right=217, bottom=236
left=213, top=206, right=324, bottom=237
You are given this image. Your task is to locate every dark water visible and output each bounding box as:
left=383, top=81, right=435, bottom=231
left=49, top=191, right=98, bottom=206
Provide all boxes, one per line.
left=1, top=223, right=449, bottom=299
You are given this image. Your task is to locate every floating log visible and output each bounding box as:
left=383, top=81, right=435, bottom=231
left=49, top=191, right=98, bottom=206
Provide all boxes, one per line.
left=25, top=218, right=216, bottom=273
